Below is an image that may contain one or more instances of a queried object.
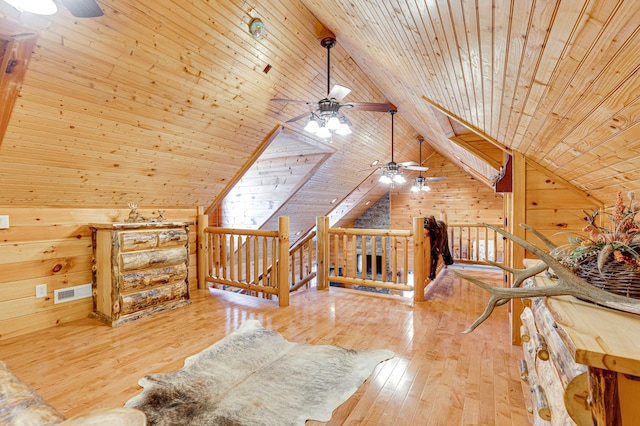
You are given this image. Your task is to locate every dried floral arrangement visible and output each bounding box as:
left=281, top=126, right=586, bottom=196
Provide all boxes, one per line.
left=554, top=191, right=640, bottom=298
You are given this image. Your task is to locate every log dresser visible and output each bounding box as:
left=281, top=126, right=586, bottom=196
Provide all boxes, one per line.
left=521, top=260, right=640, bottom=425
left=89, top=221, right=193, bottom=326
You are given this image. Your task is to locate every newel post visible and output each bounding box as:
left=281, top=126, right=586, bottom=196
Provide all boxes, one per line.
left=413, top=217, right=428, bottom=302
left=277, top=216, right=290, bottom=307
left=197, top=206, right=209, bottom=290
left=316, top=216, right=329, bottom=290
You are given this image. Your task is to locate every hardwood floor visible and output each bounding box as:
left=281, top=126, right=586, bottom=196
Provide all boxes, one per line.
left=0, top=267, right=532, bottom=425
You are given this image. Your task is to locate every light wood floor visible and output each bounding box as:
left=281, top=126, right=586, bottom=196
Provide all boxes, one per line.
left=0, top=267, right=532, bottom=425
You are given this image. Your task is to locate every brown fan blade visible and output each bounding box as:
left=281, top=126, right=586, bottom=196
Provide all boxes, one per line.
left=327, top=85, right=351, bottom=102
left=60, top=0, right=103, bottom=17
left=286, top=111, right=312, bottom=123
left=343, top=102, right=390, bottom=112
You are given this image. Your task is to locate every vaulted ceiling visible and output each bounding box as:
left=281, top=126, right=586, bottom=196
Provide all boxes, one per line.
left=1, top=0, right=638, bottom=236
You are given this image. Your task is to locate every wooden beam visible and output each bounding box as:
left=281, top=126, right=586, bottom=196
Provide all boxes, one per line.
left=0, top=33, right=38, bottom=148
left=511, top=150, right=526, bottom=345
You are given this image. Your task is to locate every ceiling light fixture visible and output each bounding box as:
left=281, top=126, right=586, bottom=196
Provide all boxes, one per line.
left=379, top=109, right=406, bottom=185
left=410, top=138, right=431, bottom=192
left=302, top=38, right=352, bottom=139
left=3, top=0, right=57, bottom=14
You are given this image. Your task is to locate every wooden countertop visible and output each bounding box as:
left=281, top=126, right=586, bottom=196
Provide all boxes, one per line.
left=529, top=262, right=640, bottom=376
left=89, top=221, right=194, bottom=229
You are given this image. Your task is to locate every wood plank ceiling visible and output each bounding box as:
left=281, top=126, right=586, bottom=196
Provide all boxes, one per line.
left=0, top=0, right=639, bottom=235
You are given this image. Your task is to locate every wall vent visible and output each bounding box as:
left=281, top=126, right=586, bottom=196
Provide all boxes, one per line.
left=54, top=284, right=92, bottom=304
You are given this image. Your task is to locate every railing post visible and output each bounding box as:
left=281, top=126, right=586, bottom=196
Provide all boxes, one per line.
left=197, top=206, right=208, bottom=290
left=277, top=216, right=290, bottom=307
left=316, top=216, right=329, bottom=290
left=413, top=217, right=427, bottom=302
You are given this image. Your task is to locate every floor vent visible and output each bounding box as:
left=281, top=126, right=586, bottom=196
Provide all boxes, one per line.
left=54, top=284, right=92, bottom=304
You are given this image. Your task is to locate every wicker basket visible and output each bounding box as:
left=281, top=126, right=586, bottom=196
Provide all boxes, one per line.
left=574, top=255, right=640, bottom=299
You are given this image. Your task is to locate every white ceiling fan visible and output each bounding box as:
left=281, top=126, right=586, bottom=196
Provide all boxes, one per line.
left=378, top=109, right=430, bottom=185
left=410, top=138, right=445, bottom=192
left=2, top=0, right=103, bottom=17
left=271, top=36, right=390, bottom=138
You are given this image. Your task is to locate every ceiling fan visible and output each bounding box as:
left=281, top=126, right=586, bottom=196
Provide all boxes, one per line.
left=378, top=109, right=431, bottom=185
left=271, top=36, right=390, bottom=138
left=60, top=0, right=103, bottom=17
left=410, top=138, right=445, bottom=192
left=2, top=0, right=103, bottom=17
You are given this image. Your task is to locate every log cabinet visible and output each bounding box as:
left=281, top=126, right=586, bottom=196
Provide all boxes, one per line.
left=90, top=221, right=193, bottom=326
left=521, top=262, right=640, bottom=425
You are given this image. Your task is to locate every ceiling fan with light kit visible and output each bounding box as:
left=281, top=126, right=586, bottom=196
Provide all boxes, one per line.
left=271, top=35, right=390, bottom=139
left=2, top=0, right=103, bottom=17
left=377, top=109, right=445, bottom=188
left=409, top=138, right=445, bottom=192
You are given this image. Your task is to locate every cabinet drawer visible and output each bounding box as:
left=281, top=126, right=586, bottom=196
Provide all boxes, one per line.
left=120, top=263, right=188, bottom=293
left=120, top=281, right=189, bottom=315
left=119, top=231, right=158, bottom=251
left=120, top=246, right=187, bottom=271
left=158, top=229, right=188, bottom=247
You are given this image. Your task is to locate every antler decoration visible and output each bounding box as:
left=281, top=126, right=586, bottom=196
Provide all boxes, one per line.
left=453, top=223, right=640, bottom=333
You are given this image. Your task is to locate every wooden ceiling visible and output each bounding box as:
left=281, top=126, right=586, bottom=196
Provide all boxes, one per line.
left=1, top=0, right=638, bottom=234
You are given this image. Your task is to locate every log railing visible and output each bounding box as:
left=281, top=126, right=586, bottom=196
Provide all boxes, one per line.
left=198, top=215, right=290, bottom=306
left=288, top=230, right=317, bottom=292
left=317, top=216, right=431, bottom=302
left=447, top=222, right=504, bottom=264
left=197, top=214, right=435, bottom=305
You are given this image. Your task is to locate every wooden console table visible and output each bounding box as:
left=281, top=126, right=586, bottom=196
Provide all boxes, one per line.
left=523, top=263, right=640, bottom=425
left=90, top=221, right=193, bottom=326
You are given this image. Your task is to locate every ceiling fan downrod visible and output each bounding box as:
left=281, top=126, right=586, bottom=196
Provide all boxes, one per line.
left=390, top=109, right=397, bottom=163
left=320, top=36, right=337, bottom=97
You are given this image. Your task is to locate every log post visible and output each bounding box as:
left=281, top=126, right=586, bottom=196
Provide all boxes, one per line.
left=589, top=367, right=621, bottom=425
left=197, top=206, right=208, bottom=290
left=316, top=216, right=329, bottom=291
left=277, top=216, right=290, bottom=307
left=413, top=217, right=427, bottom=302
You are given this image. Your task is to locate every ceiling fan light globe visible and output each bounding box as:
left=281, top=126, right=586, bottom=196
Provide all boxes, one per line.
left=422, top=185, right=431, bottom=192
left=326, top=115, right=340, bottom=130
left=304, top=119, right=320, bottom=133
left=393, top=173, right=406, bottom=184
left=411, top=184, right=420, bottom=193
left=335, top=122, right=352, bottom=135
left=315, top=126, right=331, bottom=139
left=4, top=0, right=57, bottom=14
left=379, top=174, right=392, bottom=184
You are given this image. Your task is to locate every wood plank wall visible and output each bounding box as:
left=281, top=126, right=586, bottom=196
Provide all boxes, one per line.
left=391, top=153, right=504, bottom=229
left=0, top=207, right=197, bottom=341
left=388, top=153, right=504, bottom=273
left=524, top=160, right=602, bottom=251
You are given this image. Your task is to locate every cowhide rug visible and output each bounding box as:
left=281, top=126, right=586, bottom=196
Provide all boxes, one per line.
left=125, top=320, right=394, bottom=425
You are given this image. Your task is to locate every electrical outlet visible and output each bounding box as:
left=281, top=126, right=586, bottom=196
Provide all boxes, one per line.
left=35, top=284, right=47, bottom=298
left=0, top=215, right=9, bottom=229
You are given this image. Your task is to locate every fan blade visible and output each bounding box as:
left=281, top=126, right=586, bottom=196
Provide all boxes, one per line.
left=398, top=161, right=418, bottom=167
left=286, top=111, right=312, bottom=123
left=60, top=0, right=103, bottom=17
left=343, top=102, right=390, bottom=112
left=423, top=176, right=446, bottom=182
left=271, top=98, right=313, bottom=105
left=327, top=85, right=351, bottom=102
left=403, top=165, right=430, bottom=171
